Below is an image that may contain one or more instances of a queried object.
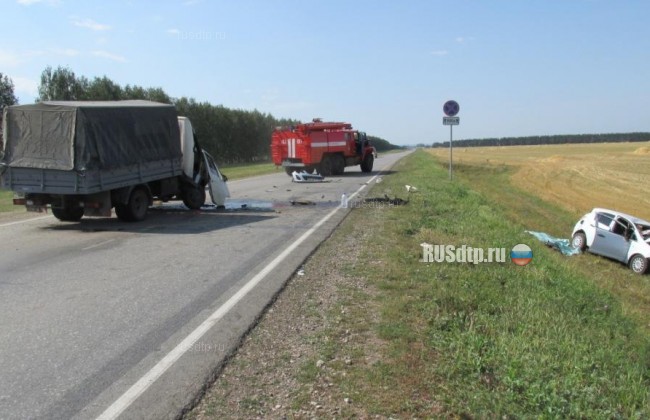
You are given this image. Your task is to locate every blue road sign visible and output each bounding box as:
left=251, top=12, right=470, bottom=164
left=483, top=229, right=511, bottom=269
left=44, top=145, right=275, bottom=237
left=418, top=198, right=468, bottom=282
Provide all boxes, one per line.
left=443, top=100, right=460, bottom=117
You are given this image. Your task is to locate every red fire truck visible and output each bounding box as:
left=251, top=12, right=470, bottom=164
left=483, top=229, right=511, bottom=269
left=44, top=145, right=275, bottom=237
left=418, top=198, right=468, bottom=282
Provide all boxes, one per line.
left=271, top=119, right=376, bottom=176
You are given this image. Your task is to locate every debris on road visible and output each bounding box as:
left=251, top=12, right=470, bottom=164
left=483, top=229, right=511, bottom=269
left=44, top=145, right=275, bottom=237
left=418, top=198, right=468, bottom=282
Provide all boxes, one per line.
left=291, top=171, right=324, bottom=183
left=290, top=199, right=316, bottom=206
left=526, top=231, right=581, bottom=256
left=364, top=195, right=408, bottom=206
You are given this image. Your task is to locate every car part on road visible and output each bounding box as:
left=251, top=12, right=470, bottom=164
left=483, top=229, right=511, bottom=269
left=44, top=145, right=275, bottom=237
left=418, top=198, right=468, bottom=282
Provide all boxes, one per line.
left=526, top=231, right=581, bottom=256
left=291, top=171, right=324, bottom=183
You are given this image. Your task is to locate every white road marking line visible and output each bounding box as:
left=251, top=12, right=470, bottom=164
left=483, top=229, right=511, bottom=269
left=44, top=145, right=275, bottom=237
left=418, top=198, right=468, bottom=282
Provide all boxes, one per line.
left=0, top=215, right=53, bottom=228
left=82, top=239, right=116, bottom=251
left=96, top=163, right=394, bottom=420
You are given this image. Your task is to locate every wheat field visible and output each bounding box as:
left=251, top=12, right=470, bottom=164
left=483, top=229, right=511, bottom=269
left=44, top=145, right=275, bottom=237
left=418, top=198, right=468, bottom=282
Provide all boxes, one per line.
left=428, top=141, right=650, bottom=219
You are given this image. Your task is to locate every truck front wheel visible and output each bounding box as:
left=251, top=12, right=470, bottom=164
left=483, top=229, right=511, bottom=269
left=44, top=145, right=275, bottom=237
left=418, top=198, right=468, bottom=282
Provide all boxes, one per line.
left=52, top=206, right=84, bottom=222
left=182, top=185, right=206, bottom=210
left=360, top=154, right=374, bottom=173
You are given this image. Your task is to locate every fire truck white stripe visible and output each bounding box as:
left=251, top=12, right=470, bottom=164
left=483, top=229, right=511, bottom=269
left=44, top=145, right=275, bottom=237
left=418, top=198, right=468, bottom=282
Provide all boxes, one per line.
left=311, top=141, right=347, bottom=148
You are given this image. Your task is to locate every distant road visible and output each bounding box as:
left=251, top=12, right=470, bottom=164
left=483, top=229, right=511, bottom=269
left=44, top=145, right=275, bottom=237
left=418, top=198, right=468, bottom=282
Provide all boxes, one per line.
left=0, top=150, right=410, bottom=419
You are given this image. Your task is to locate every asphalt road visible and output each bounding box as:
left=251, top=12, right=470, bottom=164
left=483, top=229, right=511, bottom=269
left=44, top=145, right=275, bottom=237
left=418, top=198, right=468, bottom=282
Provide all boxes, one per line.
left=0, top=151, right=410, bottom=419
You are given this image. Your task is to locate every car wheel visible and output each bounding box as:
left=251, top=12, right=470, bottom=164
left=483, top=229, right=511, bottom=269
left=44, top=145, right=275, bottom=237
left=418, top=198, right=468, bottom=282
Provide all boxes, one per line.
left=629, top=254, right=649, bottom=275
left=571, top=232, right=587, bottom=251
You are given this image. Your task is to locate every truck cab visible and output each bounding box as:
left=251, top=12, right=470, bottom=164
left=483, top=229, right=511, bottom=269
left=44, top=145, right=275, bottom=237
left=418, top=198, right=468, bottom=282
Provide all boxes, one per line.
left=178, top=117, right=229, bottom=208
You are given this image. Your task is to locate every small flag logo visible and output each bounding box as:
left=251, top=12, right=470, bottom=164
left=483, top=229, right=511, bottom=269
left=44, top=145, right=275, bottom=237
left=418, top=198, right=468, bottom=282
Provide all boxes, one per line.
left=511, top=243, right=533, bottom=266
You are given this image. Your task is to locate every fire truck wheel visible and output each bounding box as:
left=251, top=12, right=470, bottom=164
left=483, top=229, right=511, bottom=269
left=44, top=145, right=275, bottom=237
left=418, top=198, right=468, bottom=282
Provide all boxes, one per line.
left=305, top=166, right=315, bottom=174
left=284, top=167, right=296, bottom=176
left=361, top=154, right=374, bottom=173
left=332, top=155, right=345, bottom=175
left=319, top=156, right=333, bottom=176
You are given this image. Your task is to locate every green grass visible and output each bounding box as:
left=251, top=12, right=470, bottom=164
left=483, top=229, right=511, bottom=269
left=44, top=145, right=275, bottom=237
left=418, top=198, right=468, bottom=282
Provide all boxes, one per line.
left=0, top=189, right=22, bottom=213
left=219, top=162, right=280, bottom=180
left=332, top=150, right=650, bottom=417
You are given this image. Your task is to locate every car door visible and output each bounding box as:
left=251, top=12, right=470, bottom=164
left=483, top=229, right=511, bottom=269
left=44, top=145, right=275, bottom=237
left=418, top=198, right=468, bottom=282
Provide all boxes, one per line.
left=202, top=151, right=230, bottom=207
left=589, top=216, right=632, bottom=262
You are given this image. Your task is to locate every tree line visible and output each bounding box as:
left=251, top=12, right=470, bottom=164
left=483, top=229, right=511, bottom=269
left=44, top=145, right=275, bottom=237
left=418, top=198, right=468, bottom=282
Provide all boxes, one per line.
left=432, top=132, right=650, bottom=148
left=1, top=67, right=400, bottom=163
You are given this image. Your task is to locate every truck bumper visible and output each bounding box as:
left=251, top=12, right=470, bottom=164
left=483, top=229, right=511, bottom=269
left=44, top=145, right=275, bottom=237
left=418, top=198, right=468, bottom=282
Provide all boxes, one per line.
left=281, top=160, right=306, bottom=168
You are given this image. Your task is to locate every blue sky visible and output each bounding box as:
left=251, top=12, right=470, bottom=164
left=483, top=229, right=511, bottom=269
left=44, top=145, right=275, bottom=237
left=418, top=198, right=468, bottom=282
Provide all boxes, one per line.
left=2, top=0, right=649, bottom=145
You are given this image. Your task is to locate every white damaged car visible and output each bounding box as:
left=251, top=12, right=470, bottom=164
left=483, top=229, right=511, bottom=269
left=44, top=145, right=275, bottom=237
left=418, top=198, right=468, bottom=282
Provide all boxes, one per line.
left=571, top=208, right=650, bottom=274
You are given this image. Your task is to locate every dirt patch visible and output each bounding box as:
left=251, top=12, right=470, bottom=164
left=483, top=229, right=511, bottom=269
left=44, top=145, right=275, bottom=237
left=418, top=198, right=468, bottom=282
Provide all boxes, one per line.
left=539, top=155, right=566, bottom=163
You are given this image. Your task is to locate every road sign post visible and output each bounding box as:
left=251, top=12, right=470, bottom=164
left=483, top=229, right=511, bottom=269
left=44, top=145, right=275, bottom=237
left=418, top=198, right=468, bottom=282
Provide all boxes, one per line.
left=442, top=101, right=460, bottom=180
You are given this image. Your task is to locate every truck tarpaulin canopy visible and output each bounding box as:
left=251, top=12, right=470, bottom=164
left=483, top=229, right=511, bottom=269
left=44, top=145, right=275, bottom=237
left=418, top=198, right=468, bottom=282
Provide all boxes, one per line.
left=2, top=100, right=182, bottom=171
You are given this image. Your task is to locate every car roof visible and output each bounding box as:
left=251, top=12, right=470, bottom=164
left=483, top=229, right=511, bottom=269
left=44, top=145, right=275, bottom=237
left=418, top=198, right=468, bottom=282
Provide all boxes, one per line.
left=591, top=208, right=650, bottom=225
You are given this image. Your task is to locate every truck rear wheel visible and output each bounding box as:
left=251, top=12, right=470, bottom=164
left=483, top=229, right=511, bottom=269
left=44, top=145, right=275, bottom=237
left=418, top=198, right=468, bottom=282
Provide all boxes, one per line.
left=332, top=155, right=345, bottom=175
left=319, top=156, right=333, bottom=176
left=182, top=185, right=206, bottom=210
left=52, top=206, right=84, bottom=222
left=360, top=154, right=374, bottom=172
left=116, top=188, right=150, bottom=222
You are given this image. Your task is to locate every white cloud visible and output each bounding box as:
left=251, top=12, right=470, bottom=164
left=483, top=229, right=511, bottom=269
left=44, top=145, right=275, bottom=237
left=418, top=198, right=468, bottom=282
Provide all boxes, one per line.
left=431, top=50, right=448, bottom=56
left=456, top=36, right=474, bottom=44
left=167, top=28, right=181, bottom=35
left=92, top=50, right=127, bottom=62
left=0, top=50, right=22, bottom=67
left=183, top=0, right=202, bottom=5
left=50, top=48, right=80, bottom=57
left=12, top=77, right=39, bottom=98
left=71, top=17, right=111, bottom=31
left=17, top=0, right=61, bottom=6
left=23, top=49, right=47, bottom=58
